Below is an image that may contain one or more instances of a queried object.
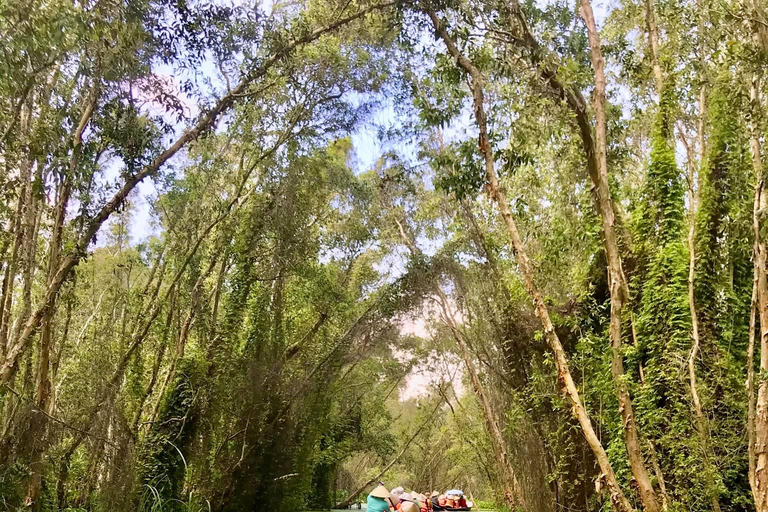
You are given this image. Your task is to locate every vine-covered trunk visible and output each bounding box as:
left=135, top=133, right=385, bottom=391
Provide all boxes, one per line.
left=685, top=140, right=722, bottom=512
left=579, top=2, right=660, bottom=510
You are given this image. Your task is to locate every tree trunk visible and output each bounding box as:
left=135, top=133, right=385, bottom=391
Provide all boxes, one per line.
left=500, top=3, right=662, bottom=506
left=0, top=176, right=28, bottom=360
left=751, top=72, right=768, bottom=512
left=680, top=113, right=723, bottom=512
left=577, top=4, right=661, bottom=510
left=148, top=255, right=218, bottom=426
left=131, top=290, right=175, bottom=434
left=0, top=92, right=36, bottom=360
left=24, top=86, right=98, bottom=509
left=643, top=0, right=664, bottom=92
left=426, top=9, right=634, bottom=512
left=749, top=267, right=759, bottom=499
left=25, top=180, right=70, bottom=510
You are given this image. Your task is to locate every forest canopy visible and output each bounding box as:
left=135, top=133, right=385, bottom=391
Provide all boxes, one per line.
left=0, top=0, right=767, bottom=510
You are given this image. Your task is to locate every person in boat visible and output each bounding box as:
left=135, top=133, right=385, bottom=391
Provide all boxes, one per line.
left=389, top=492, right=401, bottom=511
left=368, top=484, right=395, bottom=512
left=395, top=492, right=413, bottom=511
left=428, top=492, right=439, bottom=511
left=391, top=486, right=405, bottom=505
left=446, top=490, right=468, bottom=509
left=413, top=492, right=429, bottom=512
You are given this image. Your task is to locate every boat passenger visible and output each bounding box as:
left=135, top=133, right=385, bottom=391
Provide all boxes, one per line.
left=395, top=493, right=412, bottom=511
left=390, top=492, right=401, bottom=511
left=368, top=485, right=393, bottom=512
left=413, top=493, right=429, bottom=512
left=428, top=492, right=439, bottom=511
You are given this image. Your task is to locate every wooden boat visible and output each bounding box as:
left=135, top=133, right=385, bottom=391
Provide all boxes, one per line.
left=431, top=504, right=472, bottom=512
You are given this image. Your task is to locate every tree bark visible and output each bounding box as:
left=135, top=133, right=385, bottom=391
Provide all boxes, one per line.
left=0, top=175, right=28, bottom=359
left=427, top=10, right=634, bottom=512
left=643, top=0, right=664, bottom=93
left=751, top=72, right=768, bottom=512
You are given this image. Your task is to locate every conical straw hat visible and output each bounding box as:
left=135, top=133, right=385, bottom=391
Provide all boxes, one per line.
left=370, top=484, right=390, bottom=499
left=401, top=501, right=420, bottom=512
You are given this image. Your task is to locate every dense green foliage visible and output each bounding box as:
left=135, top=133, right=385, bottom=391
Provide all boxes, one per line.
left=0, top=0, right=767, bottom=510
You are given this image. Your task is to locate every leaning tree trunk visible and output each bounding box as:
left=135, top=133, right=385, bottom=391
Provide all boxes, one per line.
left=426, top=9, right=634, bottom=512
left=500, top=2, right=663, bottom=507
